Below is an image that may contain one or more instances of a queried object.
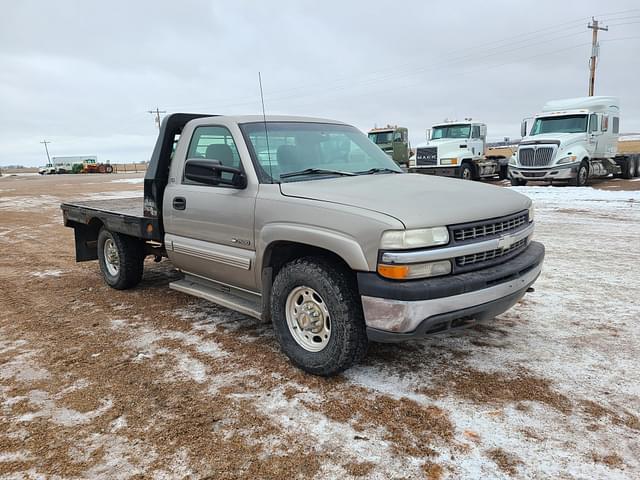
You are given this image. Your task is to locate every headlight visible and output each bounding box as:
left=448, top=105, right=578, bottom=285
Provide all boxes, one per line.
left=509, top=156, right=517, bottom=166
left=378, top=260, right=452, bottom=280
left=556, top=155, right=577, bottom=164
left=380, top=227, right=449, bottom=249
left=440, top=158, right=458, bottom=165
left=528, top=204, right=534, bottom=223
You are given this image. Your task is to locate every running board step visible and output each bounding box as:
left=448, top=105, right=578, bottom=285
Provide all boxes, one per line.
left=170, top=278, right=262, bottom=319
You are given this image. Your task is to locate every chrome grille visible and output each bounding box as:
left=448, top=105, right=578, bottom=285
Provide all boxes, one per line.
left=456, top=237, right=528, bottom=267
left=453, top=212, right=528, bottom=242
left=519, top=147, right=554, bottom=167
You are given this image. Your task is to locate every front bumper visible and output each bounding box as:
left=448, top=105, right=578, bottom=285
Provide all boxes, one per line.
left=510, top=162, right=579, bottom=181
left=408, top=166, right=460, bottom=177
left=358, top=241, right=544, bottom=342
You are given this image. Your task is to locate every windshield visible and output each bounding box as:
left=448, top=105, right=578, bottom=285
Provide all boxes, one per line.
left=530, top=115, right=587, bottom=135
left=431, top=124, right=470, bottom=140
left=368, top=131, right=393, bottom=144
left=241, top=122, right=402, bottom=183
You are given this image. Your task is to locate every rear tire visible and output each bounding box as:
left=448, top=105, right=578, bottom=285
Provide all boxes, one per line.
left=270, top=257, right=368, bottom=376
left=571, top=161, right=589, bottom=186
left=622, top=158, right=635, bottom=179
left=97, top=228, right=145, bottom=290
left=510, top=177, right=528, bottom=186
left=498, top=164, right=509, bottom=180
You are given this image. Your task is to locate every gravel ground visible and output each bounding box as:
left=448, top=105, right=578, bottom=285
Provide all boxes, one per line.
left=0, top=172, right=639, bottom=479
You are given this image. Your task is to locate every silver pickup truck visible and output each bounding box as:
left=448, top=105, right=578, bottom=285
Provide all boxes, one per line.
left=61, top=113, right=544, bottom=376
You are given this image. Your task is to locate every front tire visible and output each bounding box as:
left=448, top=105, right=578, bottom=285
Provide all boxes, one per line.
left=460, top=164, right=473, bottom=181
left=270, top=257, right=368, bottom=376
left=571, top=161, right=589, bottom=186
left=510, top=177, right=528, bottom=186
left=97, top=228, right=145, bottom=290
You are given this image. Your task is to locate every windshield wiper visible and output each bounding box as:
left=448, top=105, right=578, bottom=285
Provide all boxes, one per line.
left=280, top=168, right=357, bottom=179
left=356, top=167, right=402, bottom=175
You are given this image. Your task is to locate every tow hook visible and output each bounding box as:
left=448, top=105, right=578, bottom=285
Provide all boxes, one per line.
left=154, top=255, right=162, bottom=263
left=526, top=287, right=535, bottom=293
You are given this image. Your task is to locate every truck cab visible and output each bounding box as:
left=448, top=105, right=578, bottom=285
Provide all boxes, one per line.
left=410, top=121, right=506, bottom=180
left=61, top=113, right=544, bottom=376
left=510, top=96, right=637, bottom=186
left=367, top=126, right=409, bottom=167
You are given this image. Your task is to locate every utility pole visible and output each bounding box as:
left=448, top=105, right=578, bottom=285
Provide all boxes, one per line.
left=40, top=140, right=52, bottom=165
left=147, top=108, right=166, bottom=129
left=587, top=17, right=608, bottom=96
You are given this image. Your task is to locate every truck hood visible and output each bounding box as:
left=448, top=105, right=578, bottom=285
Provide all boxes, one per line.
left=279, top=174, right=531, bottom=229
left=521, top=132, right=587, bottom=149
left=416, top=139, right=471, bottom=158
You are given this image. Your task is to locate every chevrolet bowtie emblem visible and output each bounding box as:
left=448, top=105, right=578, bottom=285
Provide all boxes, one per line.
left=497, top=234, right=515, bottom=250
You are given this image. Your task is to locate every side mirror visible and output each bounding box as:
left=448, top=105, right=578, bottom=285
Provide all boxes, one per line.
left=426, top=128, right=431, bottom=140
left=479, top=125, right=487, bottom=138
left=520, top=120, right=528, bottom=138
left=184, top=159, right=247, bottom=188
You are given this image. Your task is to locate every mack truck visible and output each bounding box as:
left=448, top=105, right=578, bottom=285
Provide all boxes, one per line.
left=367, top=125, right=410, bottom=167
left=61, top=113, right=544, bottom=376
left=510, top=96, right=640, bottom=186
left=409, top=121, right=509, bottom=181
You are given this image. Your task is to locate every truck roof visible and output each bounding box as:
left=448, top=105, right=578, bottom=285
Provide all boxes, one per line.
left=191, top=114, right=349, bottom=125
left=542, top=96, right=620, bottom=113
left=431, top=121, right=484, bottom=128
left=368, top=125, right=403, bottom=133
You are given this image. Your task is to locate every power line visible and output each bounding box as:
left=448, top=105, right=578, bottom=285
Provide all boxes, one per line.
left=40, top=140, right=52, bottom=165
left=147, top=108, right=166, bottom=129
left=159, top=8, right=640, bottom=113
left=588, top=17, right=609, bottom=96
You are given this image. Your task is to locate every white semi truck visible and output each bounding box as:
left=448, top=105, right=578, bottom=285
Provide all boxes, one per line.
left=510, top=96, right=640, bottom=186
left=409, top=121, right=509, bottom=181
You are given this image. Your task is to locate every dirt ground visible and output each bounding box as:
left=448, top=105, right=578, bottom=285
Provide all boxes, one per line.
left=1, top=172, right=639, bottom=479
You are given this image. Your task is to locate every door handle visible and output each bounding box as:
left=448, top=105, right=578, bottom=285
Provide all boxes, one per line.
left=173, top=197, right=186, bottom=210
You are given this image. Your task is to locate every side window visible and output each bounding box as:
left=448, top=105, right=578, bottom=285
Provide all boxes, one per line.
left=589, top=113, right=598, bottom=133
left=601, top=115, right=608, bottom=132
left=612, top=117, right=620, bottom=134
left=185, top=126, right=241, bottom=185
left=393, top=130, right=403, bottom=142
left=472, top=126, right=480, bottom=139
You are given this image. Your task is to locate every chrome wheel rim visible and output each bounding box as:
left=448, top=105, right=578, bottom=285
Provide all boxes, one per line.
left=285, top=286, right=331, bottom=352
left=462, top=168, right=472, bottom=180
left=103, top=238, right=120, bottom=276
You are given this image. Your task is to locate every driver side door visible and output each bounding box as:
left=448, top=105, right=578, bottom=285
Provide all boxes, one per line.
left=164, top=124, right=258, bottom=292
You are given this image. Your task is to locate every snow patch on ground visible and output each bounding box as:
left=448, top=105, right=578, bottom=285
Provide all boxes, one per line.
left=110, top=178, right=144, bottom=184
left=30, top=269, right=64, bottom=278
left=0, top=194, right=60, bottom=210
left=82, top=190, right=142, bottom=201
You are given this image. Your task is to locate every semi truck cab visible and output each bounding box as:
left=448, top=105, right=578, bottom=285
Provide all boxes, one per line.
left=367, top=125, right=410, bottom=167
left=510, top=96, right=639, bottom=186
left=410, top=121, right=507, bottom=180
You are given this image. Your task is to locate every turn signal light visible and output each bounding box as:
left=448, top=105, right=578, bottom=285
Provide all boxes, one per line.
left=377, top=264, right=410, bottom=280
left=377, top=260, right=452, bottom=280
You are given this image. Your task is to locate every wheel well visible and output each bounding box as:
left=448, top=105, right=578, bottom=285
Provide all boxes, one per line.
left=262, top=241, right=352, bottom=279
left=259, top=241, right=357, bottom=324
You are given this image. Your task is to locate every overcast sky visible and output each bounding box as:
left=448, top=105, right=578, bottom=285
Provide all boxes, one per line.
left=1, top=0, right=639, bottom=166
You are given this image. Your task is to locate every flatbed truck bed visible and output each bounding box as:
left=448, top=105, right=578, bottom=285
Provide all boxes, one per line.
left=61, top=196, right=163, bottom=261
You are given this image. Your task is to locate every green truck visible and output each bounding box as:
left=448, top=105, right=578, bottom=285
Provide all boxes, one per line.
left=368, top=125, right=410, bottom=167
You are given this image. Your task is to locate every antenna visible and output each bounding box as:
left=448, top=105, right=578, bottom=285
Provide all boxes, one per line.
left=258, top=72, right=274, bottom=182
